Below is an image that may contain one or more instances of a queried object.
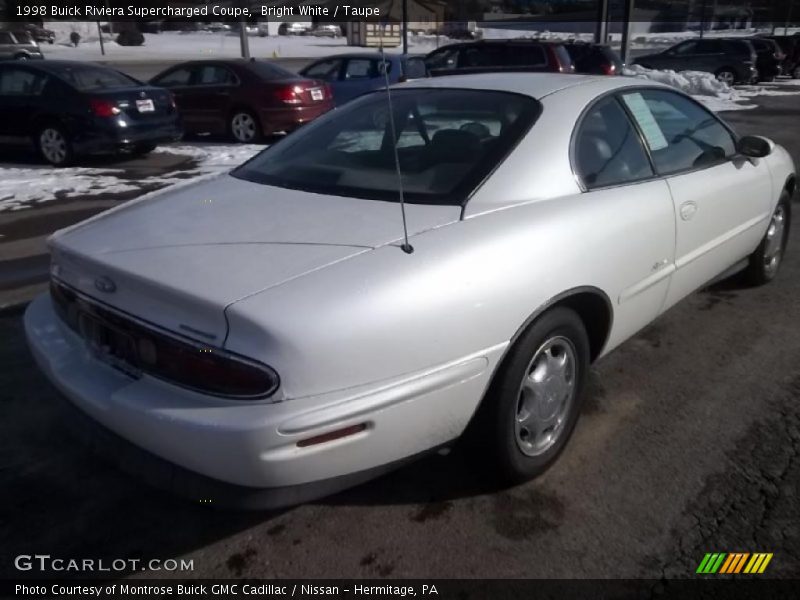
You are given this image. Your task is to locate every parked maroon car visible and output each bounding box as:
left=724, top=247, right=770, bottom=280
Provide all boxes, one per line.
left=149, top=59, right=333, bottom=142
left=424, top=40, right=575, bottom=76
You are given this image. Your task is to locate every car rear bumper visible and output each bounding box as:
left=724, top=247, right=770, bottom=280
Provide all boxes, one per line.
left=24, top=293, right=502, bottom=507
left=257, top=103, right=333, bottom=135
left=72, top=119, right=182, bottom=154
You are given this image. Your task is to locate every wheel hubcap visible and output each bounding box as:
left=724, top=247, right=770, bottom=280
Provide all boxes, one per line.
left=717, top=71, right=735, bottom=85
left=231, top=113, right=256, bottom=142
left=515, top=336, right=577, bottom=457
left=763, top=204, right=786, bottom=275
left=40, top=129, right=67, bottom=164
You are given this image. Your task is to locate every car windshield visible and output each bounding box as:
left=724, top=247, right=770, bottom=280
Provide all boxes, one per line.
left=232, top=88, right=539, bottom=205
left=50, top=65, right=139, bottom=90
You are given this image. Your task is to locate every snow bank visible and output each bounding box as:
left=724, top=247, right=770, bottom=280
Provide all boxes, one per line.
left=0, top=143, right=262, bottom=213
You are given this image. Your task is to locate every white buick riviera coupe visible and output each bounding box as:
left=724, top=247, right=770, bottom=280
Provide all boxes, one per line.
left=25, top=74, right=794, bottom=508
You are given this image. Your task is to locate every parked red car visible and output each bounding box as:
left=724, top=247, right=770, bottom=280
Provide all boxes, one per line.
left=424, top=40, right=575, bottom=76
left=150, top=59, right=333, bottom=142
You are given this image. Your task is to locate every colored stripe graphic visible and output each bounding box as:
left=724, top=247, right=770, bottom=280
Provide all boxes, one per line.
left=744, top=553, right=774, bottom=574
left=697, top=553, right=727, bottom=574
left=732, top=553, right=750, bottom=574
left=719, top=553, right=749, bottom=574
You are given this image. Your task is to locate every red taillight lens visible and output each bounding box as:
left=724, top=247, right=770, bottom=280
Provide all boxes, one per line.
left=50, top=279, right=280, bottom=400
left=323, top=83, right=333, bottom=99
left=603, top=63, right=617, bottom=75
left=90, top=98, right=121, bottom=117
left=274, top=85, right=303, bottom=105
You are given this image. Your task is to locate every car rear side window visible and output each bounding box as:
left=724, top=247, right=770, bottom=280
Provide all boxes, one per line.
left=508, top=44, right=547, bottom=67
left=198, top=65, right=238, bottom=85
left=0, top=68, right=46, bottom=96
left=574, top=96, right=654, bottom=189
left=153, top=67, right=193, bottom=86
left=462, top=46, right=509, bottom=67
left=0, top=32, right=14, bottom=44
left=302, top=59, right=342, bottom=81
left=622, top=89, right=736, bottom=175
left=344, top=59, right=375, bottom=79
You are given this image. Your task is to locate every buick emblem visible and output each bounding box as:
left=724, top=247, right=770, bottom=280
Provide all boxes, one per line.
left=94, top=276, right=116, bottom=294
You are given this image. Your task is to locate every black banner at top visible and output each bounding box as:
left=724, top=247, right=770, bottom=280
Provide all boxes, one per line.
left=0, top=0, right=795, bottom=24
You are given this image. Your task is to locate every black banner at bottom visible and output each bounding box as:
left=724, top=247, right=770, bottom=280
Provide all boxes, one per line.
left=4, top=579, right=800, bottom=600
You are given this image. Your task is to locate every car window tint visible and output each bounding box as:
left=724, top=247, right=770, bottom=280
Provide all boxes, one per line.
left=695, top=40, right=721, bottom=53
left=0, top=32, right=14, bottom=44
left=508, top=44, right=547, bottom=66
left=404, top=57, right=428, bottom=79
left=198, top=65, right=237, bottom=85
left=462, top=46, right=508, bottom=67
left=303, top=59, right=342, bottom=81
left=425, top=47, right=459, bottom=70
left=52, top=66, right=137, bottom=90
left=672, top=41, right=698, bottom=55
left=233, top=89, right=540, bottom=206
left=344, top=59, right=374, bottom=79
left=724, top=40, right=752, bottom=55
left=153, top=67, right=193, bottom=86
left=627, top=89, right=736, bottom=175
left=574, top=96, right=653, bottom=189
left=0, top=68, right=46, bottom=96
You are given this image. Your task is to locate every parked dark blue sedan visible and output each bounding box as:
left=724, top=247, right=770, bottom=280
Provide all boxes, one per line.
left=298, top=53, right=428, bottom=106
left=0, top=60, right=181, bottom=166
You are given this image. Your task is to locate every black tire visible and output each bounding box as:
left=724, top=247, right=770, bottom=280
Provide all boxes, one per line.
left=131, top=142, right=157, bottom=156
left=744, top=191, right=791, bottom=286
left=229, top=109, right=262, bottom=143
left=14, top=53, right=30, bottom=60
left=715, top=67, right=737, bottom=85
left=479, top=307, right=590, bottom=485
left=35, top=124, right=75, bottom=167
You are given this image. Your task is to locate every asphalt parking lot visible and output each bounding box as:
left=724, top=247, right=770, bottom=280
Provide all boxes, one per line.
left=1, top=92, right=799, bottom=581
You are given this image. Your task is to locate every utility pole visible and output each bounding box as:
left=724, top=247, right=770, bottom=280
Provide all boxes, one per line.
left=239, top=20, right=250, bottom=58
left=97, top=22, right=105, bottom=55
left=620, top=0, right=634, bottom=64
left=402, top=0, right=409, bottom=55
left=595, top=0, right=609, bottom=44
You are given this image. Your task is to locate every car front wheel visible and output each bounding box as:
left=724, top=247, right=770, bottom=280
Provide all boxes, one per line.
left=745, top=191, right=791, bottom=285
left=482, top=307, right=590, bottom=484
left=715, top=68, right=737, bottom=85
left=36, top=125, right=74, bottom=167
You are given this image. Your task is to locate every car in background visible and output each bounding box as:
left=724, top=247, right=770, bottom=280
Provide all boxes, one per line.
left=24, top=24, right=55, bottom=45
left=150, top=59, right=333, bottom=142
left=762, top=34, right=800, bottom=79
left=438, top=22, right=483, bottom=40
left=563, top=42, right=623, bottom=75
left=299, top=53, right=428, bottom=105
left=424, top=40, right=575, bottom=76
left=0, top=60, right=180, bottom=166
left=0, top=30, right=44, bottom=60
left=633, top=38, right=758, bottom=84
left=278, top=22, right=310, bottom=36
left=309, top=24, right=341, bottom=38
left=749, top=37, right=784, bottom=81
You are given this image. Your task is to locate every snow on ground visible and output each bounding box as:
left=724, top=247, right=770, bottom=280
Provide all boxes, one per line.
left=622, top=65, right=800, bottom=112
left=0, top=143, right=263, bottom=213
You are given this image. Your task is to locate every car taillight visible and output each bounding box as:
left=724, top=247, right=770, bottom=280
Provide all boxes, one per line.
left=90, top=98, right=121, bottom=117
left=602, top=63, right=617, bottom=75
left=323, top=83, right=332, bottom=99
left=274, top=85, right=304, bottom=105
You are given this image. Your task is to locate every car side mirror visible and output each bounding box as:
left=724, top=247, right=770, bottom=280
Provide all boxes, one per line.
left=737, top=135, right=772, bottom=158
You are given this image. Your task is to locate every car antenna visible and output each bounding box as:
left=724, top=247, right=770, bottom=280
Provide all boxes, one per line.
left=379, top=28, right=414, bottom=254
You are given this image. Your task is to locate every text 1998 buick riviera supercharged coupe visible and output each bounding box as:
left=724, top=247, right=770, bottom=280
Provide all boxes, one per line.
left=25, top=74, right=793, bottom=508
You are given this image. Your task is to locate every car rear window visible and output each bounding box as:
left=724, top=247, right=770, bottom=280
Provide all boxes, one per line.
left=232, top=88, right=540, bottom=206
left=246, top=61, right=300, bottom=80
left=49, top=65, right=139, bottom=90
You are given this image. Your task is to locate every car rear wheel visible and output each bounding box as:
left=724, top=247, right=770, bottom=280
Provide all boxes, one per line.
left=482, top=307, right=590, bottom=484
left=36, top=125, right=74, bottom=167
left=14, top=53, right=30, bottom=60
left=229, top=110, right=261, bottom=143
left=744, top=192, right=791, bottom=286
left=715, top=68, right=737, bottom=85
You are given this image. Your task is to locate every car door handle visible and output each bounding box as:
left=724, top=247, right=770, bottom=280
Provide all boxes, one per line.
left=680, top=201, right=698, bottom=221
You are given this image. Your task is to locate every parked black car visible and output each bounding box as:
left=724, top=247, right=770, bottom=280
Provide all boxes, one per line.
left=563, top=41, right=623, bottom=75
left=762, top=34, right=800, bottom=79
left=424, top=40, right=575, bottom=76
left=0, top=30, right=44, bottom=60
left=633, top=38, right=758, bottom=84
left=749, top=37, right=784, bottom=81
left=24, top=24, right=56, bottom=45
left=0, top=60, right=181, bottom=166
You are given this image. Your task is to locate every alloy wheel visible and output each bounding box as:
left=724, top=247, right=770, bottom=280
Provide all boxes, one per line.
left=716, top=70, right=736, bottom=85
left=231, top=112, right=257, bottom=142
left=39, top=128, right=68, bottom=165
left=515, top=336, right=577, bottom=457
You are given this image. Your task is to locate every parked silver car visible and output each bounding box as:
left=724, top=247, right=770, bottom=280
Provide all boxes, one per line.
left=0, top=30, right=44, bottom=60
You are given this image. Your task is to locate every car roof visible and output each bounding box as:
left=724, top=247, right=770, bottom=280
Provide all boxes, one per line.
left=6, top=60, right=112, bottom=72
left=399, top=72, right=664, bottom=100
